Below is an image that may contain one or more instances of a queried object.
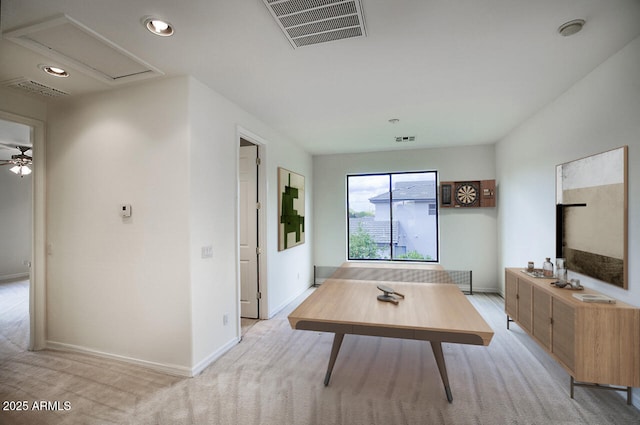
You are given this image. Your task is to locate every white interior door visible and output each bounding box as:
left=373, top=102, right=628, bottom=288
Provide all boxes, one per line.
left=239, top=144, right=259, bottom=318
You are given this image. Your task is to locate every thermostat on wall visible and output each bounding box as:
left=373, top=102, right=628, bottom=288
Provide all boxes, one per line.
left=121, top=204, right=132, bottom=217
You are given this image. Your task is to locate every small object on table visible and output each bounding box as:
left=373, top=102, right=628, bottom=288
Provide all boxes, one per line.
left=553, top=280, right=568, bottom=288
left=569, top=278, right=583, bottom=290
left=551, top=279, right=583, bottom=290
left=572, top=293, right=615, bottom=303
left=543, top=257, right=554, bottom=277
left=377, top=284, right=405, bottom=304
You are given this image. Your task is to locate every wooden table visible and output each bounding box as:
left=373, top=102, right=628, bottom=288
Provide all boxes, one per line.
left=288, top=263, right=494, bottom=402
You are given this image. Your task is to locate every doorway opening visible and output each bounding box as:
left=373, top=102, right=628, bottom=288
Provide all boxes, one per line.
left=239, top=138, right=260, bottom=321
left=0, top=118, right=32, bottom=352
left=0, top=111, right=46, bottom=351
left=238, top=127, right=269, bottom=333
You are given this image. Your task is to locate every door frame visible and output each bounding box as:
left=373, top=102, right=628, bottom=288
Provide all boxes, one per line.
left=236, top=126, right=268, bottom=326
left=0, top=110, right=46, bottom=350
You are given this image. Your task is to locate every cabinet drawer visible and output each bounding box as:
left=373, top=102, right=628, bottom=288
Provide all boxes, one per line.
left=552, top=297, right=575, bottom=371
left=533, top=287, right=551, bottom=350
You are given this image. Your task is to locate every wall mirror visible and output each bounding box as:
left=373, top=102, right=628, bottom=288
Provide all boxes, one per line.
left=556, top=146, right=628, bottom=288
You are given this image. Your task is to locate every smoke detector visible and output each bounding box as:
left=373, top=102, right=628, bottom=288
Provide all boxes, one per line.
left=558, top=19, right=585, bottom=37
left=263, top=0, right=367, bottom=48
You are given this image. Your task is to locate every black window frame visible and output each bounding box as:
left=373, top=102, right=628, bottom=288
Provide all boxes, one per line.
left=346, top=171, right=439, bottom=263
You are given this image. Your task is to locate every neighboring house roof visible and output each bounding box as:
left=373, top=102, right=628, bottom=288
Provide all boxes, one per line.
left=349, top=217, right=399, bottom=244
left=369, top=180, right=436, bottom=203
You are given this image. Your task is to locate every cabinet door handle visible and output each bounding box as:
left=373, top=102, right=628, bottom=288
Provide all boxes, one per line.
left=550, top=317, right=554, bottom=325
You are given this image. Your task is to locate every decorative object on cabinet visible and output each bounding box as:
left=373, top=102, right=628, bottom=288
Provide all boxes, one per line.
left=556, top=146, right=627, bottom=289
left=440, top=179, right=495, bottom=208
left=552, top=278, right=583, bottom=290
left=278, top=167, right=305, bottom=251
left=505, top=268, right=639, bottom=405
left=572, top=293, right=615, bottom=303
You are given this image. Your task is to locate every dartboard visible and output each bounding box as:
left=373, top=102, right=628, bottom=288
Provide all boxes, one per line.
left=455, top=182, right=479, bottom=206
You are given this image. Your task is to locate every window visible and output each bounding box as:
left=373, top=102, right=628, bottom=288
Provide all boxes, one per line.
left=347, top=171, right=439, bottom=262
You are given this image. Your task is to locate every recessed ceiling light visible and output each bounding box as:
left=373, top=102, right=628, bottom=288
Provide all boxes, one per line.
left=143, top=17, right=174, bottom=37
left=40, top=65, right=69, bottom=77
left=558, top=19, right=585, bottom=37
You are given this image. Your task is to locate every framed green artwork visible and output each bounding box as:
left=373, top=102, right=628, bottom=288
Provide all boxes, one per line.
left=278, top=167, right=305, bottom=251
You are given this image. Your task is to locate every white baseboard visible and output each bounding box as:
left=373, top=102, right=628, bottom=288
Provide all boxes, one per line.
left=46, top=341, right=193, bottom=377
left=0, top=272, right=29, bottom=282
left=268, top=284, right=312, bottom=319
left=191, top=337, right=240, bottom=376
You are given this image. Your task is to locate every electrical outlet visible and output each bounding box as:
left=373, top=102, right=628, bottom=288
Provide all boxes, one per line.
left=223, top=314, right=229, bottom=326
left=201, top=245, right=213, bottom=258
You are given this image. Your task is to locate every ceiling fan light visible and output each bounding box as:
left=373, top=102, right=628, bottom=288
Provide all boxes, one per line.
left=10, top=164, right=31, bottom=176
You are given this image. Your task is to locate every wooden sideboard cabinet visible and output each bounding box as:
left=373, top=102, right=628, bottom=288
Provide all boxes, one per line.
left=505, top=268, right=640, bottom=404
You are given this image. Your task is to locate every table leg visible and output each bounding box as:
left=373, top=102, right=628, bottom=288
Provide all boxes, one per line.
left=430, top=341, right=453, bottom=403
left=324, top=333, right=345, bottom=386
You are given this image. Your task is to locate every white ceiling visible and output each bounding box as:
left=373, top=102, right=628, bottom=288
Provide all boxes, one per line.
left=1, top=0, right=640, bottom=155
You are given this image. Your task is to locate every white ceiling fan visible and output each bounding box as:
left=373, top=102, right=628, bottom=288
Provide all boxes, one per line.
left=0, top=144, right=33, bottom=177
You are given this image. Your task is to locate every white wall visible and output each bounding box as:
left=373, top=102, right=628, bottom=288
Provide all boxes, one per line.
left=46, top=78, right=193, bottom=372
left=313, top=144, right=498, bottom=291
left=188, top=78, right=241, bottom=370
left=263, top=136, right=314, bottom=317
left=0, top=87, right=47, bottom=122
left=42, top=76, right=313, bottom=374
left=0, top=167, right=32, bottom=279
left=496, top=35, right=640, bottom=307
left=187, top=77, right=313, bottom=370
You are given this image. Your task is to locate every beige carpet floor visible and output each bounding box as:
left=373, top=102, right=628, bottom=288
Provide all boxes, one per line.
left=1, top=279, right=639, bottom=424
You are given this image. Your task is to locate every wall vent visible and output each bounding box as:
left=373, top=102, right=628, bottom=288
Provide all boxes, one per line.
left=395, top=136, right=416, bottom=143
left=3, top=78, right=69, bottom=98
left=263, top=0, right=366, bottom=48
left=3, top=14, right=163, bottom=85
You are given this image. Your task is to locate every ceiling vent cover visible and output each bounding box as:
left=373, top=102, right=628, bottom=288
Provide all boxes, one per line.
left=3, top=78, right=69, bottom=98
left=395, top=136, right=416, bottom=143
left=3, top=14, right=163, bottom=85
left=263, top=0, right=367, bottom=48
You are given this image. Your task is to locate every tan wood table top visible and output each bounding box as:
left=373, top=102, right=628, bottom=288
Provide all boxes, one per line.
left=289, top=274, right=493, bottom=346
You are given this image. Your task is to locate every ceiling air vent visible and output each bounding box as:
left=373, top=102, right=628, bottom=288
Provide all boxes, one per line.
left=395, top=136, right=416, bottom=143
left=3, top=78, right=69, bottom=98
left=263, top=0, right=367, bottom=48
left=3, top=14, right=163, bottom=85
